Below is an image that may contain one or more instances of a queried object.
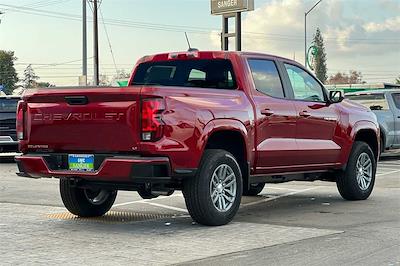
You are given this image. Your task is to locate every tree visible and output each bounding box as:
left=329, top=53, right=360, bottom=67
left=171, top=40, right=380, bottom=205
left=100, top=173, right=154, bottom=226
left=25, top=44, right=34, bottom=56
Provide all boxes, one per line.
left=23, top=64, right=39, bottom=88
left=395, top=76, right=400, bottom=84
left=0, top=50, right=19, bottom=95
left=114, top=69, right=130, bottom=79
left=99, top=74, right=110, bottom=86
left=312, top=28, right=328, bottom=84
left=36, top=82, right=55, bottom=88
left=327, top=70, right=365, bottom=85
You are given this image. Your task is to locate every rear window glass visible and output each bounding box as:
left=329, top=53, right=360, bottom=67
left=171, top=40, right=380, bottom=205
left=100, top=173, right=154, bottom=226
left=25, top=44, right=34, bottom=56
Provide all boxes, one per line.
left=346, top=93, right=389, bottom=110
left=132, top=59, right=236, bottom=90
left=392, top=93, right=400, bottom=109
left=0, top=99, right=19, bottom=112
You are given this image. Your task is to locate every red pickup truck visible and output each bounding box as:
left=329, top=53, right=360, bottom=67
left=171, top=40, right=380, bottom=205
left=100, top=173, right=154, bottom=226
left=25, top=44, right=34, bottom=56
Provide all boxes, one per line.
left=15, top=51, right=380, bottom=226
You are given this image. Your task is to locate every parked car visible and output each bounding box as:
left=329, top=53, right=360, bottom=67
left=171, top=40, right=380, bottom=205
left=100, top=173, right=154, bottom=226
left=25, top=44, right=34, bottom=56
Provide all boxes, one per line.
left=0, top=95, right=21, bottom=153
left=15, top=51, right=380, bottom=226
left=346, top=90, right=400, bottom=154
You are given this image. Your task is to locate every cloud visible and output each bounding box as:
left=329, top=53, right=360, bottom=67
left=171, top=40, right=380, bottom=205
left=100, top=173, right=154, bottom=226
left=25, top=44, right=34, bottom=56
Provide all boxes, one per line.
left=216, top=0, right=400, bottom=59
left=378, top=0, right=400, bottom=12
left=363, top=16, right=400, bottom=32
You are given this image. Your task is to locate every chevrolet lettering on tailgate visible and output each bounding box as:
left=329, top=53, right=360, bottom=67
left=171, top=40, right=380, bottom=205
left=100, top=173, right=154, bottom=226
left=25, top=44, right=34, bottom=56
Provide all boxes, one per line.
left=32, top=112, right=125, bottom=122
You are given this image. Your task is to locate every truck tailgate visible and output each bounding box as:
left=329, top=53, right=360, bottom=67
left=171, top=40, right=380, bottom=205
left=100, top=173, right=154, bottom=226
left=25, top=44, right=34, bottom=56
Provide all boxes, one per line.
left=23, top=87, right=141, bottom=153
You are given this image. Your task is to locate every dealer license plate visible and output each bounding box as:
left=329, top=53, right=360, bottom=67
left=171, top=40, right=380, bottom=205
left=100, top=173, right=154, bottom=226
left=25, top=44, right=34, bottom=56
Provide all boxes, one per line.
left=68, top=154, right=94, bottom=172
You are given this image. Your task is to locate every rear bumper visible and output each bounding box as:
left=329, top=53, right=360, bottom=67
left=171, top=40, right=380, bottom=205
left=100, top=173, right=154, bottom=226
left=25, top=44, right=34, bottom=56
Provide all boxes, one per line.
left=15, top=154, right=171, bottom=182
left=0, top=139, right=18, bottom=153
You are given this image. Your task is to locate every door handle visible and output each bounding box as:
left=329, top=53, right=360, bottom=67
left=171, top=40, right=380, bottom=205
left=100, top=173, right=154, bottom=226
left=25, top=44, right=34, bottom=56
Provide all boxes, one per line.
left=261, top=109, right=274, bottom=116
left=299, top=110, right=311, bottom=117
left=65, top=96, right=88, bottom=105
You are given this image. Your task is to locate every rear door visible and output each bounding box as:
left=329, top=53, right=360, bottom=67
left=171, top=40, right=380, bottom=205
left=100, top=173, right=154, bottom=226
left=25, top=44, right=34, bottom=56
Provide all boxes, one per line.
left=246, top=58, right=298, bottom=173
left=281, top=63, right=341, bottom=167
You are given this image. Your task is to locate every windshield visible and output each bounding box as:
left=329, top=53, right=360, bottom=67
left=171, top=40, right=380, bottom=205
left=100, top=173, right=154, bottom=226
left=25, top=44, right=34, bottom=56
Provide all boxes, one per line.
left=132, top=59, right=236, bottom=90
left=346, top=93, right=389, bottom=110
left=0, top=98, right=19, bottom=112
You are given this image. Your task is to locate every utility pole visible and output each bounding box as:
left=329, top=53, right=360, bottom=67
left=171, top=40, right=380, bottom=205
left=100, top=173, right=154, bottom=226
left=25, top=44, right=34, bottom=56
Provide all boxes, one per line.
left=93, top=0, right=99, bottom=85
left=305, top=0, right=322, bottom=67
left=235, top=12, right=241, bottom=51
left=82, top=0, right=87, bottom=86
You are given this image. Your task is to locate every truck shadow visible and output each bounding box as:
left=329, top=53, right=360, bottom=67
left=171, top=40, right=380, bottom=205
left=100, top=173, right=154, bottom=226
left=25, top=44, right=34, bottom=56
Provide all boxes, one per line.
left=46, top=191, right=366, bottom=233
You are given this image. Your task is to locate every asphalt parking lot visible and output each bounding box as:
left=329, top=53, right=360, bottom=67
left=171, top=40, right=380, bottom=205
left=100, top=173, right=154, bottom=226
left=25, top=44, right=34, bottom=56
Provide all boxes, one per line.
left=0, top=154, right=399, bottom=265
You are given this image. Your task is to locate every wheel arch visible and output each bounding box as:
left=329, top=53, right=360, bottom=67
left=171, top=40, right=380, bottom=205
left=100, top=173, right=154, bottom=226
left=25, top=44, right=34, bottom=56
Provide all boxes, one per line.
left=200, top=119, right=251, bottom=184
left=351, top=123, right=380, bottom=161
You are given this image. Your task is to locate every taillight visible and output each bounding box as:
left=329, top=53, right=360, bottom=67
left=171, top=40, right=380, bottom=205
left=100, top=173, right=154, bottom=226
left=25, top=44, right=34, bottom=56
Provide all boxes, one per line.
left=16, top=100, right=26, bottom=140
left=141, top=98, right=165, bottom=141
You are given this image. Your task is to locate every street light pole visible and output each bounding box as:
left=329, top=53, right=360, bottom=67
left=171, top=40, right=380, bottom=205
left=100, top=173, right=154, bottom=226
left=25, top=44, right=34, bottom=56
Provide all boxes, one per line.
left=82, top=0, right=87, bottom=86
left=304, top=0, right=322, bottom=67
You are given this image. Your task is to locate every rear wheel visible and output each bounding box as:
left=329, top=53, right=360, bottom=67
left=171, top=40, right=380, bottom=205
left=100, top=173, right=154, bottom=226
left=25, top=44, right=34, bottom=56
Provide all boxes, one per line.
left=337, top=141, right=376, bottom=200
left=243, top=183, right=265, bottom=196
left=183, top=149, right=242, bottom=226
left=60, top=179, right=117, bottom=217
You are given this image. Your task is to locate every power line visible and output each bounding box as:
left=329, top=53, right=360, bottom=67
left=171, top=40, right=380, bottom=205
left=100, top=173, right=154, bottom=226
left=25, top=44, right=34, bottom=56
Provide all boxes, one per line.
left=99, top=5, right=118, bottom=76
left=1, top=3, right=399, bottom=44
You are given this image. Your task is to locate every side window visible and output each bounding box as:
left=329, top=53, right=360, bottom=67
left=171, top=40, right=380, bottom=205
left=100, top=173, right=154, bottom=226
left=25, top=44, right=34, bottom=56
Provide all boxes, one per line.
left=248, top=59, right=285, bottom=98
left=392, top=93, right=400, bottom=110
left=284, top=64, right=325, bottom=102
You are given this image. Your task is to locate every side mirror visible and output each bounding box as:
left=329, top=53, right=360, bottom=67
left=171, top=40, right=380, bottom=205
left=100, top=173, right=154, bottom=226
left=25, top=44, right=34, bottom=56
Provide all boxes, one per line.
left=329, top=90, right=344, bottom=103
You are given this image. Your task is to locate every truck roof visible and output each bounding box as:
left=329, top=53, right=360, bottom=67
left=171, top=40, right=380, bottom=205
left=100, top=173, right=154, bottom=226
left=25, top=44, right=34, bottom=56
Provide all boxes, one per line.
left=139, top=50, right=301, bottom=66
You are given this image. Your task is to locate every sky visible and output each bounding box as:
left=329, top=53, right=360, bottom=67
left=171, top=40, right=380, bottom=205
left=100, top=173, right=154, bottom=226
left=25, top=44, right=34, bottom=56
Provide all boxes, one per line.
left=0, top=0, right=399, bottom=86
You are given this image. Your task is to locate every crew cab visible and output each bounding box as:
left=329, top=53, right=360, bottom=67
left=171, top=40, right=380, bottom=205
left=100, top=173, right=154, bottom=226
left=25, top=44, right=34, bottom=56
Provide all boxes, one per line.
left=15, top=51, right=380, bottom=226
left=346, top=89, right=400, bottom=154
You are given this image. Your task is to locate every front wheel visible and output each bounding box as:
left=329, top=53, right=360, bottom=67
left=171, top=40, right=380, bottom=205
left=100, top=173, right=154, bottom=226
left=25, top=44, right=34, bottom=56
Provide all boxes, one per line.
left=337, top=141, right=376, bottom=200
left=60, top=179, right=117, bottom=217
left=183, top=149, right=243, bottom=226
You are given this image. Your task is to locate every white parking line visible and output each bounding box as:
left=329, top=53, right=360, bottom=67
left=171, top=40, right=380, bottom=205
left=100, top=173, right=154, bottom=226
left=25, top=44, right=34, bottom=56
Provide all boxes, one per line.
left=145, top=202, right=188, bottom=213
left=377, top=167, right=400, bottom=171
left=267, top=187, right=300, bottom=192
left=378, top=163, right=400, bottom=167
left=113, top=193, right=182, bottom=207
left=376, top=170, right=400, bottom=177
left=241, top=187, right=319, bottom=207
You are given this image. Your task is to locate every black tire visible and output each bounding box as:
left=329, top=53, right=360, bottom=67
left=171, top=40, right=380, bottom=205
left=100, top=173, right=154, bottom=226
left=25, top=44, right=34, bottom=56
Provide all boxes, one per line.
left=337, top=141, right=376, bottom=200
left=60, top=179, right=117, bottom=217
left=380, top=135, right=385, bottom=155
left=183, top=149, right=243, bottom=226
left=243, top=183, right=265, bottom=196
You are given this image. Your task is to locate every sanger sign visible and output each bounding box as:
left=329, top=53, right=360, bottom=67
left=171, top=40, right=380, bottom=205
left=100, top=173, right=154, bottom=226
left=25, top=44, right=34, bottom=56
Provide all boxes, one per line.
left=211, top=0, right=254, bottom=15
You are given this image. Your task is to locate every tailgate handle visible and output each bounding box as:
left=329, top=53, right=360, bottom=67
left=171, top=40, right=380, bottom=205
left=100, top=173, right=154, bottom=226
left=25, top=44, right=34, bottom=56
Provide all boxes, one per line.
left=65, top=96, right=88, bottom=105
